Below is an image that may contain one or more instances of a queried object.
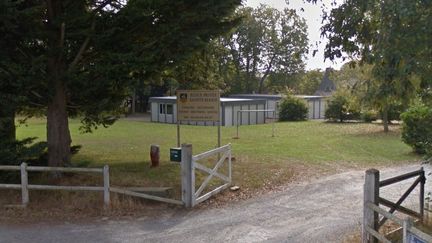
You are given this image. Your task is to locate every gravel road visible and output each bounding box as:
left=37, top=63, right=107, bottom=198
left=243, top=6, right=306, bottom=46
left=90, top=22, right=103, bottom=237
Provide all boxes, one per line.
left=0, top=163, right=427, bottom=243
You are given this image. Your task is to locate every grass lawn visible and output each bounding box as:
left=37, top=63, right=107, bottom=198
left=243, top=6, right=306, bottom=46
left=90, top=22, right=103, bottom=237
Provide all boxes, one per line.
left=0, top=118, right=419, bottom=221
left=14, top=118, right=418, bottom=190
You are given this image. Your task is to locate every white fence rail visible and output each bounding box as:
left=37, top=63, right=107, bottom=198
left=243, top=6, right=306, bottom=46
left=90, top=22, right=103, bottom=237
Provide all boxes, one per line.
left=110, top=187, right=183, bottom=205
left=181, top=144, right=232, bottom=207
left=0, top=163, right=110, bottom=206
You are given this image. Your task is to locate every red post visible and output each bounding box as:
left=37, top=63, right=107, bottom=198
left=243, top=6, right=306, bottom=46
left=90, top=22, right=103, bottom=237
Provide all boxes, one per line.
left=150, top=145, right=160, bottom=167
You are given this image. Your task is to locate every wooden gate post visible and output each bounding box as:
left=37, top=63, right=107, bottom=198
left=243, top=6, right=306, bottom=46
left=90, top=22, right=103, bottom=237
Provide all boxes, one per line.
left=419, top=167, right=425, bottom=221
left=20, top=162, right=29, bottom=206
left=103, top=165, right=110, bottom=207
left=181, top=144, right=194, bottom=208
left=363, top=169, right=379, bottom=243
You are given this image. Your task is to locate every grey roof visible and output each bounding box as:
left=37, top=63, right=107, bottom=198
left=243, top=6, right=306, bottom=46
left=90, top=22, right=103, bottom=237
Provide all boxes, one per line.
left=315, top=68, right=336, bottom=96
left=230, top=94, right=325, bottom=100
left=149, top=94, right=326, bottom=105
left=229, top=94, right=283, bottom=100
left=296, top=95, right=326, bottom=99
left=149, top=96, right=266, bottom=105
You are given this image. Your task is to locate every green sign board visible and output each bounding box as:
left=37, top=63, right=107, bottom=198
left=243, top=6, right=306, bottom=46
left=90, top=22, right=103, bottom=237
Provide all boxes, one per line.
left=170, top=147, right=181, bottom=162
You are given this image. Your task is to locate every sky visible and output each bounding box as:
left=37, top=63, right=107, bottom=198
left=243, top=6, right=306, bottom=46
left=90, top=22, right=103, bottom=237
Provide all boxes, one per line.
left=245, top=0, right=347, bottom=71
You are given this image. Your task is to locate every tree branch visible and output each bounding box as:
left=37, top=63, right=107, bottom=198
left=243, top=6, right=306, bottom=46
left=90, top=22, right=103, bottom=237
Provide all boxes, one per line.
left=59, top=22, right=65, bottom=48
left=258, top=54, right=276, bottom=93
left=92, top=0, right=115, bottom=15
left=68, top=20, right=95, bottom=73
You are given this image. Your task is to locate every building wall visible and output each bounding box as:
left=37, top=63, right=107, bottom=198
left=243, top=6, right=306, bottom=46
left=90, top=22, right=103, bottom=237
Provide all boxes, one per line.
left=305, top=99, right=326, bottom=119
left=150, top=101, right=267, bottom=126
left=265, top=100, right=279, bottom=119
left=151, top=103, right=158, bottom=122
left=224, top=106, right=233, bottom=126
left=257, top=104, right=265, bottom=123
left=229, top=94, right=328, bottom=120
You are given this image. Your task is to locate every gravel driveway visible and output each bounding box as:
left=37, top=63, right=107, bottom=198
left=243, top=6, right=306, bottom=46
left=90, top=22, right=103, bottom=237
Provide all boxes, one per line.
left=0, top=163, right=427, bottom=243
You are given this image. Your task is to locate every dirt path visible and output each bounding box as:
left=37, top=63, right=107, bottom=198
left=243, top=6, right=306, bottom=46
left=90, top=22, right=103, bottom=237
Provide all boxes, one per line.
left=0, top=164, right=426, bottom=243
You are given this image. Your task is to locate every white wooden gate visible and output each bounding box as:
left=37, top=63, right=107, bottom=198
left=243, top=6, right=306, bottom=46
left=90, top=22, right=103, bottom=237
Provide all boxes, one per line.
left=181, top=144, right=232, bottom=207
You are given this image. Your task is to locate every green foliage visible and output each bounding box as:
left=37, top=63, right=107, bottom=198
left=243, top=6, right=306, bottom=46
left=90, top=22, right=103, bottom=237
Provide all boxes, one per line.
left=297, top=69, right=322, bottom=95
left=0, top=138, right=46, bottom=166
left=266, top=72, right=301, bottom=94
left=401, top=104, right=432, bottom=155
left=0, top=0, right=242, bottom=165
left=0, top=137, right=47, bottom=181
left=379, top=103, right=405, bottom=122
left=166, top=40, right=231, bottom=91
left=278, top=95, right=308, bottom=121
left=225, top=5, right=308, bottom=94
left=322, top=0, right=432, bottom=132
left=360, top=111, right=378, bottom=123
left=325, top=92, right=360, bottom=122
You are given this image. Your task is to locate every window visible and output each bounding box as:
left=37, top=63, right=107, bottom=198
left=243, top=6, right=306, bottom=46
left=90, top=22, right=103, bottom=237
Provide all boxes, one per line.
left=159, top=104, right=165, bottom=114
left=159, top=104, right=173, bottom=115
left=166, top=104, right=173, bottom=115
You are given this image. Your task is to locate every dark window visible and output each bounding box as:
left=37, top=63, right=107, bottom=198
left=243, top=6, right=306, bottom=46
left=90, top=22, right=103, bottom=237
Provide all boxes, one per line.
left=159, top=104, right=165, bottom=114
left=166, top=104, right=173, bottom=115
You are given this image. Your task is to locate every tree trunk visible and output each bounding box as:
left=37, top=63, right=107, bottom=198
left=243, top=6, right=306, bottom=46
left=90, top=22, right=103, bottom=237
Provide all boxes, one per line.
left=0, top=105, right=17, bottom=165
left=0, top=108, right=16, bottom=142
left=258, top=70, right=270, bottom=94
left=45, top=0, right=71, bottom=167
left=47, top=82, right=71, bottom=167
left=382, top=105, right=389, bottom=133
left=258, top=55, right=276, bottom=94
left=245, top=55, right=251, bottom=93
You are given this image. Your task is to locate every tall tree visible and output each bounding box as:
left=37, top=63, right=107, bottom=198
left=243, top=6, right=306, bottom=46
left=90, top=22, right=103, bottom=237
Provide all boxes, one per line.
left=0, top=1, right=37, bottom=159
left=297, top=69, right=323, bottom=95
left=166, top=40, right=233, bottom=91
left=321, top=0, right=432, bottom=132
left=226, top=5, right=308, bottom=94
left=0, top=0, right=241, bottom=166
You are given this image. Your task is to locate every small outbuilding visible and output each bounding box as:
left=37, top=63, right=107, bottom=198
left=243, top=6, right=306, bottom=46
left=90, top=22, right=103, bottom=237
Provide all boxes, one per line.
left=149, top=96, right=267, bottom=126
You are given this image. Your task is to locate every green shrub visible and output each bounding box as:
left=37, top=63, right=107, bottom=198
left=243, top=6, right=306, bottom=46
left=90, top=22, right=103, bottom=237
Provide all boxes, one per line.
left=379, top=103, right=405, bottom=121
left=361, top=110, right=378, bottom=123
left=278, top=95, right=308, bottom=121
left=401, top=104, right=432, bottom=155
left=325, top=94, right=360, bottom=122
left=0, top=138, right=47, bottom=181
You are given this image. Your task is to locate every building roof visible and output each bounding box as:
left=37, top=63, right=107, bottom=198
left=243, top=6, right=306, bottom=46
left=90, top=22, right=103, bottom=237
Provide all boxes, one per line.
left=315, top=68, right=336, bottom=96
left=230, top=94, right=325, bottom=100
left=149, top=96, right=266, bottom=105
left=149, top=94, right=326, bottom=105
left=229, top=94, right=283, bottom=100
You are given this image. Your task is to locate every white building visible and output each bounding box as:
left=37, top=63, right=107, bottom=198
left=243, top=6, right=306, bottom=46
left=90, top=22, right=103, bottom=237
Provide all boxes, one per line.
left=149, top=96, right=267, bottom=126
left=229, top=94, right=328, bottom=119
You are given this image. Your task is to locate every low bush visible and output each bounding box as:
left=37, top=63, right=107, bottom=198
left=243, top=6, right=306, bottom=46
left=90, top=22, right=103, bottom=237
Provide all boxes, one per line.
left=278, top=95, right=308, bottom=121
left=401, top=104, right=432, bottom=155
left=325, top=94, right=360, bottom=122
left=361, top=110, right=378, bottom=123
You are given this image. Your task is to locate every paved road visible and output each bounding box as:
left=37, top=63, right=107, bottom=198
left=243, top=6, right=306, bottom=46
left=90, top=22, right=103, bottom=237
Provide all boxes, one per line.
left=0, top=164, right=425, bottom=243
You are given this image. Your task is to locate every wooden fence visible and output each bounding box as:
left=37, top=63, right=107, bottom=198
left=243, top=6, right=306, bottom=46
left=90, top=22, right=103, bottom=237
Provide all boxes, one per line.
left=363, top=168, right=431, bottom=243
left=0, top=163, right=110, bottom=206
left=181, top=143, right=232, bottom=207
left=1, top=144, right=233, bottom=208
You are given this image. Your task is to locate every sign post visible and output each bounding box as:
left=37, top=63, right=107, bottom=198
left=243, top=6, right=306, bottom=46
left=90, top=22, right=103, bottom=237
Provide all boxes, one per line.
left=176, top=90, right=221, bottom=147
